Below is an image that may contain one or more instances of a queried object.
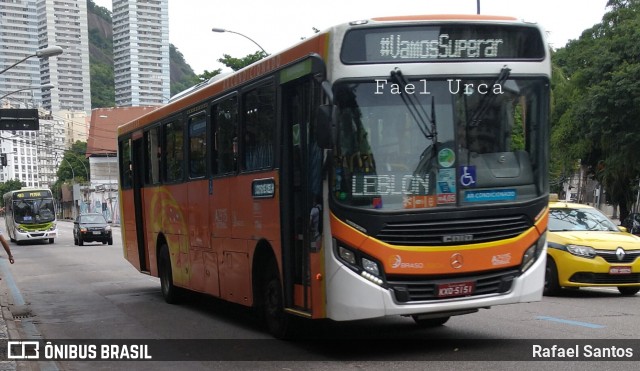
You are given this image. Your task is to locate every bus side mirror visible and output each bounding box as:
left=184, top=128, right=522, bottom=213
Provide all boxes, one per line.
left=316, top=104, right=334, bottom=149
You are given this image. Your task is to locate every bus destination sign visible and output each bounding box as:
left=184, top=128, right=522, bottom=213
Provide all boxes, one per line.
left=14, top=190, right=51, bottom=199
left=341, top=25, right=545, bottom=63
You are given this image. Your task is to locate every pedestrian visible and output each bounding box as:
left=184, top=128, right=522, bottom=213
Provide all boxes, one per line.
left=0, top=206, right=14, bottom=264
left=1, top=231, right=14, bottom=264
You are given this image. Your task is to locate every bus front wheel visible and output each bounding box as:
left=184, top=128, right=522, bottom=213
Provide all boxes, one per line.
left=159, top=244, right=180, bottom=304
left=262, top=262, right=293, bottom=339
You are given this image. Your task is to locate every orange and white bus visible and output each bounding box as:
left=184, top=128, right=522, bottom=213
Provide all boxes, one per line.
left=117, top=14, right=550, bottom=338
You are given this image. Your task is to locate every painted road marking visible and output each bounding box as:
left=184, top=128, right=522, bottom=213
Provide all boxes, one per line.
left=536, top=316, right=604, bottom=329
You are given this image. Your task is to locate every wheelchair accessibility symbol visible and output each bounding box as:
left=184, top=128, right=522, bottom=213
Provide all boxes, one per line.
left=460, top=166, right=476, bottom=187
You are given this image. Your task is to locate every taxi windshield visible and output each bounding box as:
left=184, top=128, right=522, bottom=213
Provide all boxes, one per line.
left=549, top=207, right=618, bottom=232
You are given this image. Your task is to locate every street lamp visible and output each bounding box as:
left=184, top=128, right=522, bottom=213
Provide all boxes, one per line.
left=211, top=28, right=268, bottom=55
left=0, top=84, right=54, bottom=101
left=0, top=45, right=64, bottom=75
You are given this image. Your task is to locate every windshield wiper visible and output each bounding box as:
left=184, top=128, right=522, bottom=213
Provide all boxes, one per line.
left=467, top=65, right=511, bottom=127
left=390, top=68, right=437, bottom=141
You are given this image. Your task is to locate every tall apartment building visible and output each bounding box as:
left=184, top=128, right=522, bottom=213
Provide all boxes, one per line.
left=0, top=0, right=44, bottom=106
left=112, top=0, right=170, bottom=107
left=37, top=0, right=92, bottom=113
left=37, top=112, right=67, bottom=187
left=0, top=1, right=90, bottom=188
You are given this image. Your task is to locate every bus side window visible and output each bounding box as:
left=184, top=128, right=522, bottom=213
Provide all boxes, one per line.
left=188, top=112, right=207, bottom=179
left=144, top=128, right=161, bottom=185
left=119, top=138, right=133, bottom=189
left=213, top=96, right=238, bottom=175
left=164, top=120, right=185, bottom=182
left=242, top=83, right=275, bottom=171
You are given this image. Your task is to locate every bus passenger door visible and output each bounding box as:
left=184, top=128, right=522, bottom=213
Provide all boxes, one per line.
left=281, top=76, right=321, bottom=314
left=132, top=137, right=149, bottom=272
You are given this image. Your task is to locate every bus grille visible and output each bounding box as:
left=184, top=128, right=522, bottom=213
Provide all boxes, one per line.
left=387, top=269, right=519, bottom=303
left=376, top=215, right=531, bottom=246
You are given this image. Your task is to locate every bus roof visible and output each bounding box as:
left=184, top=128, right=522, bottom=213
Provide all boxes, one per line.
left=370, top=14, right=520, bottom=22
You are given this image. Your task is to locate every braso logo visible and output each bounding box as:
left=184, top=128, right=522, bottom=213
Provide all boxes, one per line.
left=442, top=234, right=473, bottom=243
left=390, top=255, right=424, bottom=269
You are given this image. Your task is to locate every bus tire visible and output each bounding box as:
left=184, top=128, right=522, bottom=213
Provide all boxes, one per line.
left=49, top=238, right=54, bottom=244
left=544, top=256, right=562, bottom=296
left=412, top=316, right=450, bottom=327
left=263, top=261, right=293, bottom=339
left=159, top=244, right=180, bottom=304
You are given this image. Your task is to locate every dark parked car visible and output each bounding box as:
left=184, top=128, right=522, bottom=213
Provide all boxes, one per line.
left=73, top=213, right=113, bottom=246
left=621, top=213, right=640, bottom=235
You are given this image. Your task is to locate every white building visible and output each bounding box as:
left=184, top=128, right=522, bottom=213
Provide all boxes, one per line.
left=112, top=0, right=170, bottom=107
left=38, top=0, right=92, bottom=113
left=0, top=0, right=44, bottom=106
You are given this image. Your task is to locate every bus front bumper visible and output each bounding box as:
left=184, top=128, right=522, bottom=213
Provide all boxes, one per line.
left=324, top=249, right=546, bottom=322
left=15, top=230, right=58, bottom=242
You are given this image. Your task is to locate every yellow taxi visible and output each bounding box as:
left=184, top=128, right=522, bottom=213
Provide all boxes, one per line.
left=545, top=194, right=640, bottom=296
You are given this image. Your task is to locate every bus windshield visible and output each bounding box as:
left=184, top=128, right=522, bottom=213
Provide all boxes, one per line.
left=13, top=198, right=56, bottom=224
left=332, top=76, right=547, bottom=211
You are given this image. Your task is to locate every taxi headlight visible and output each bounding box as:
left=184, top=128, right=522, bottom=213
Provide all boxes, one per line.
left=566, top=244, right=596, bottom=258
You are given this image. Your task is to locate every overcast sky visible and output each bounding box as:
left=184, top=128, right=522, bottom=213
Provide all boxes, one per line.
left=92, top=0, right=610, bottom=74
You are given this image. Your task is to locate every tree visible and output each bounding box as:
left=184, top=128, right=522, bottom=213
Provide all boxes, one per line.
left=218, top=51, right=267, bottom=71
left=551, top=0, right=640, bottom=220
left=195, top=51, right=266, bottom=81
left=0, top=179, right=26, bottom=207
left=52, top=141, right=90, bottom=191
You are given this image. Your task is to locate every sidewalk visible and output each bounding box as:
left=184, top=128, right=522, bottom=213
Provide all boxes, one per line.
left=0, top=259, right=18, bottom=370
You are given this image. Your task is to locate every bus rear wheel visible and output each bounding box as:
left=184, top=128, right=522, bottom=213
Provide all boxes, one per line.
left=159, top=244, right=180, bottom=304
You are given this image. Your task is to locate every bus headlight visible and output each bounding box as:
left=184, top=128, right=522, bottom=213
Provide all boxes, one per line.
left=334, top=240, right=385, bottom=286
left=49, top=223, right=57, bottom=231
left=521, top=233, right=546, bottom=272
left=362, top=257, right=380, bottom=276
left=338, top=245, right=356, bottom=265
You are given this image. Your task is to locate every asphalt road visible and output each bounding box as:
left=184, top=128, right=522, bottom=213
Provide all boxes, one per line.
left=0, top=218, right=639, bottom=370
